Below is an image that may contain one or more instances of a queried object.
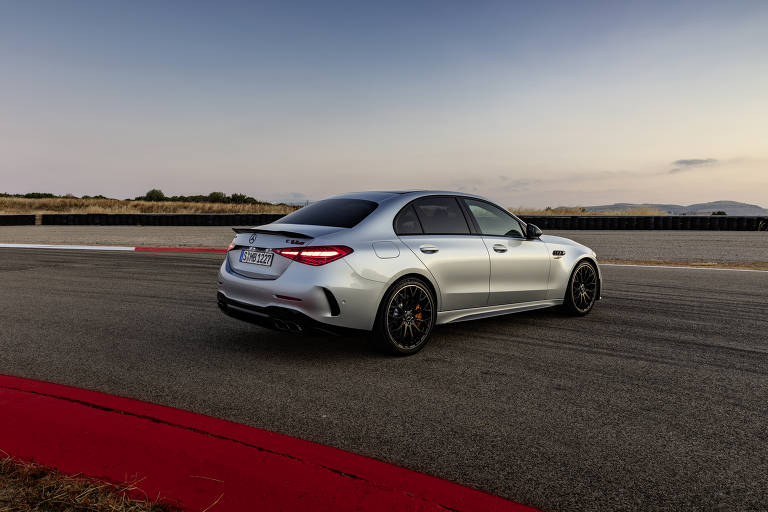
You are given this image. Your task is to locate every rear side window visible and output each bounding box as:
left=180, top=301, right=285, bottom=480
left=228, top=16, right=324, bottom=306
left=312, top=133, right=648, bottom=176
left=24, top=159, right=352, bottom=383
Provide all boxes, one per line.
left=275, top=199, right=377, bottom=228
left=394, top=205, right=423, bottom=235
left=411, top=197, right=470, bottom=235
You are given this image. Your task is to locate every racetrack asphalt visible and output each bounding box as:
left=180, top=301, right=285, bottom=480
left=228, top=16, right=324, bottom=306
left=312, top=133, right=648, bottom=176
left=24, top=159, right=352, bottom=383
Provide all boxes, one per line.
left=1, top=249, right=766, bottom=511
left=1, top=226, right=767, bottom=267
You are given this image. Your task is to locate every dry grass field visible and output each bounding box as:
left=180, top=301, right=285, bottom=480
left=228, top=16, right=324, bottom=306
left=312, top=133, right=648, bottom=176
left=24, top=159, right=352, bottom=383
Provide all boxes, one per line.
left=511, top=206, right=668, bottom=216
left=0, top=197, right=669, bottom=216
left=0, top=197, right=298, bottom=215
left=0, top=456, right=174, bottom=512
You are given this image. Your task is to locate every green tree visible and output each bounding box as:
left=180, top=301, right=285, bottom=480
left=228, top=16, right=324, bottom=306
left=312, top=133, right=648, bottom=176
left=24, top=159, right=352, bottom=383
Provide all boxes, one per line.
left=207, top=191, right=228, bottom=203
left=23, top=192, right=56, bottom=199
left=141, top=189, right=166, bottom=202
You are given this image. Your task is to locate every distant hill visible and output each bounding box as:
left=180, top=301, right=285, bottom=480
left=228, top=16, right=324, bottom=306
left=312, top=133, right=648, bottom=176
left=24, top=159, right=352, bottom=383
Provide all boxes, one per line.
left=583, top=201, right=768, bottom=216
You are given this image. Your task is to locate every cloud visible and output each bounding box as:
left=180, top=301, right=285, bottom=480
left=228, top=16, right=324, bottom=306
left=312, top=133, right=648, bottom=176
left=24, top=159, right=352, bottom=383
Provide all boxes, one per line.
left=452, top=176, right=542, bottom=195
left=670, top=158, right=718, bottom=173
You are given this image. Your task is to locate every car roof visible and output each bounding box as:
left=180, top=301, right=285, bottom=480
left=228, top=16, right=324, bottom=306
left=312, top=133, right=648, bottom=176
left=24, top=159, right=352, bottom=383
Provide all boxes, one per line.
left=327, top=190, right=491, bottom=203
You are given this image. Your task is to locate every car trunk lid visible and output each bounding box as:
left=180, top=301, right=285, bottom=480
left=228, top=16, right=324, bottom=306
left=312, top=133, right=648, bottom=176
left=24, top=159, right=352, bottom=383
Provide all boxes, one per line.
left=227, top=224, right=343, bottom=279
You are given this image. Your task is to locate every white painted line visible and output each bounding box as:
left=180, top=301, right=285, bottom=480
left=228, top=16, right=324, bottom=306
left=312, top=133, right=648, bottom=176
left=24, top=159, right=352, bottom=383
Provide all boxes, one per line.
left=601, top=263, right=768, bottom=273
left=0, top=244, right=136, bottom=251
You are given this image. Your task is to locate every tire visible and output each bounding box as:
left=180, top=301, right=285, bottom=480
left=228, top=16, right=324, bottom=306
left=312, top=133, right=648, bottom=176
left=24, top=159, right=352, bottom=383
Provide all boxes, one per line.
left=563, top=261, right=598, bottom=316
left=373, top=277, right=437, bottom=356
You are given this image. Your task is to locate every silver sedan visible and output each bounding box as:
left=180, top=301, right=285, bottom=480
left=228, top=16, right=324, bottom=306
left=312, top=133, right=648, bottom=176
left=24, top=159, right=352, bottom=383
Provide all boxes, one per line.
left=217, top=191, right=601, bottom=355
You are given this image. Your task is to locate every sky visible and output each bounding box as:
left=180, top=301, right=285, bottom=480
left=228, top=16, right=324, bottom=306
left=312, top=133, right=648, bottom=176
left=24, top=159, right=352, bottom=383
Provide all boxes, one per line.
left=0, top=0, right=766, bottom=207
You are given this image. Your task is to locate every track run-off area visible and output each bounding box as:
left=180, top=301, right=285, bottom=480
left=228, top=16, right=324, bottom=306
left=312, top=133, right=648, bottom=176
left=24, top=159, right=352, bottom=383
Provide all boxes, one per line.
left=1, top=249, right=767, bottom=511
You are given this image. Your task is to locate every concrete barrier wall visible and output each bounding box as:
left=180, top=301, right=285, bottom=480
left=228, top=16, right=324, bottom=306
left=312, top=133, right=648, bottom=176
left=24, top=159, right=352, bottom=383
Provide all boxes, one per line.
left=0, top=213, right=765, bottom=229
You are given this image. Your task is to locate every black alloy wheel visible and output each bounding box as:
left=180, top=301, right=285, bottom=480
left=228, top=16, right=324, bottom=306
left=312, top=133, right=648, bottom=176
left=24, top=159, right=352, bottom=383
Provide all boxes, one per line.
left=375, top=277, right=436, bottom=355
left=564, top=261, right=598, bottom=315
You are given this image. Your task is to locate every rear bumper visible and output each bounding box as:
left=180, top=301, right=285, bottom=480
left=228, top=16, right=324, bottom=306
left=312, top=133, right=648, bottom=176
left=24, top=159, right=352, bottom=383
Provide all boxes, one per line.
left=217, top=293, right=358, bottom=335
left=217, top=256, right=384, bottom=331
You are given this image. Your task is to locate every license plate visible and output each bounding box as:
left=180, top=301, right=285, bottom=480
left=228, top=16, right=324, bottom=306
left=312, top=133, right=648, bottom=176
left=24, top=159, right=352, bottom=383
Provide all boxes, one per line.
left=240, top=249, right=274, bottom=266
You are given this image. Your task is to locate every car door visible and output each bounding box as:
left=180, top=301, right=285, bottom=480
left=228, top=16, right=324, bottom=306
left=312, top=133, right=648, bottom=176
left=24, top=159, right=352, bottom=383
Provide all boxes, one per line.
left=395, top=196, right=490, bottom=311
left=461, top=198, right=550, bottom=305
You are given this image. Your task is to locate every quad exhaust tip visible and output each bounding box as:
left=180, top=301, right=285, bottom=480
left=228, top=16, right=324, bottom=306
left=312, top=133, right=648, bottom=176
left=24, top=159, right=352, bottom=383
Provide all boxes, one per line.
left=273, top=318, right=304, bottom=333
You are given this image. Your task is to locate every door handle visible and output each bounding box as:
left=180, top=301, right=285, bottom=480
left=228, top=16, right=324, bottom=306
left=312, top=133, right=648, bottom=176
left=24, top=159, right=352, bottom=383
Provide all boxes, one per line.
left=493, top=244, right=507, bottom=253
left=419, top=245, right=439, bottom=254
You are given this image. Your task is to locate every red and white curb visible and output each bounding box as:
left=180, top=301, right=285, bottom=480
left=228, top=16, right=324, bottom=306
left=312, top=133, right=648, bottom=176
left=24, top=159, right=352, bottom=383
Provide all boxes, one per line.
left=0, top=243, right=225, bottom=253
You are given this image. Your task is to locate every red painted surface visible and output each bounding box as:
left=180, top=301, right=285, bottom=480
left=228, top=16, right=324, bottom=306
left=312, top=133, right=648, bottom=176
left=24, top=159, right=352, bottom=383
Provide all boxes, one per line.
left=134, top=246, right=227, bottom=253
left=0, top=375, right=540, bottom=512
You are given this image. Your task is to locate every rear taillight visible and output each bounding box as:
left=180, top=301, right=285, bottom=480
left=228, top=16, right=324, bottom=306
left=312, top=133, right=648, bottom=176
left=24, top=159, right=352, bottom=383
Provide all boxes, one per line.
left=227, top=241, right=236, bottom=251
left=273, top=245, right=353, bottom=266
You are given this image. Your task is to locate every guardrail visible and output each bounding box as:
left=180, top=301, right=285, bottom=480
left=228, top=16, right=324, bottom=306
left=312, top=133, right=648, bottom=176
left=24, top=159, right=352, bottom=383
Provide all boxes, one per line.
left=0, top=215, right=36, bottom=226
left=519, top=215, right=768, bottom=231
left=0, top=214, right=766, bottom=230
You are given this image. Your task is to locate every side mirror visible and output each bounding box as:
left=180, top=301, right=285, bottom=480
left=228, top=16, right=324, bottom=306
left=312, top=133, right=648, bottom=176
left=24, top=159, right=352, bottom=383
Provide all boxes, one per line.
left=526, top=223, right=542, bottom=239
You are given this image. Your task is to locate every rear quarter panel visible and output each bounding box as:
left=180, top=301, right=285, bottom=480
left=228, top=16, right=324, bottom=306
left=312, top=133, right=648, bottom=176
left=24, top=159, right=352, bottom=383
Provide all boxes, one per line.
left=340, top=238, right=442, bottom=309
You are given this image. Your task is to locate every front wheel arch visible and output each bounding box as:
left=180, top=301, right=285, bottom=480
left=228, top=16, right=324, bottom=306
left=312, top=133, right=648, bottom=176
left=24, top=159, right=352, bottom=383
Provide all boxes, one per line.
left=573, top=257, right=601, bottom=300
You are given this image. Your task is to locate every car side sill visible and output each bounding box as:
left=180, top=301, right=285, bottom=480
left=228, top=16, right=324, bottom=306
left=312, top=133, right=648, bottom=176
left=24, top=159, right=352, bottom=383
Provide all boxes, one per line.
left=436, top=300, right=563, bottom=325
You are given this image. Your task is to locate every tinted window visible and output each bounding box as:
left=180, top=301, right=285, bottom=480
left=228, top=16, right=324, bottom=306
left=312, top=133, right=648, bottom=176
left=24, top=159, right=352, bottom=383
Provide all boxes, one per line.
left=412, top=197, right=470, bottom=235
left=275, top=199, right=377, bottom=228
left=394, top=205, right=423, bottom=234
left=464, top=199, right=524, bottom=237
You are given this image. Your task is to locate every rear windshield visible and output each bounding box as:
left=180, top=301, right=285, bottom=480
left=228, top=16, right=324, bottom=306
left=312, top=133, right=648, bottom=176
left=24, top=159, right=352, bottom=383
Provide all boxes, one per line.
left=275, top=198, right=378, bottom=228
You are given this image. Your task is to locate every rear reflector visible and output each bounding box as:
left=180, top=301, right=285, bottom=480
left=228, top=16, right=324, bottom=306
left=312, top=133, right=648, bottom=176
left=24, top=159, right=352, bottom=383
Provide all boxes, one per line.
left=275, top=294, right=302, bottom=302
left=273, top=246, right=353, bottom=266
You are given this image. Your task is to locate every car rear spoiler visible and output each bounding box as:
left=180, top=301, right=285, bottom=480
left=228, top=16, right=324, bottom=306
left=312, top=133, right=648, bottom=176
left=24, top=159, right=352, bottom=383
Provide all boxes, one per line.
left=232, top=228, right=313, bottom=239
